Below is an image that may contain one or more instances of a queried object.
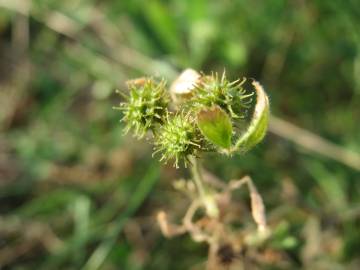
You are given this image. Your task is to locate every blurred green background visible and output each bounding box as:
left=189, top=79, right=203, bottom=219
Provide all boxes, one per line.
left=1, top=0, right=360, bottom=269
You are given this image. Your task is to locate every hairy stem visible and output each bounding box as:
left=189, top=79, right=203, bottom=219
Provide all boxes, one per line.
left=189, top=156, right=219, bottom=218
left=189, top=156, right=206, bottom=200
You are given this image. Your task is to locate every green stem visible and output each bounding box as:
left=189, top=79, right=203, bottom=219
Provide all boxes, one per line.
left=189, top=156, right=219, bottom=218
left=189, top=156, right=206, bottom=200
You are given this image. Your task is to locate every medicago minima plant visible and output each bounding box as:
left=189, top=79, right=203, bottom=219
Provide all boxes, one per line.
left=115, top=69, right=271, bottom=269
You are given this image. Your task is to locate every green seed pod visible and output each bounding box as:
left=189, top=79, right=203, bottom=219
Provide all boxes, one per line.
left=154, top=113, right=202, bottom=168
left=192, top=72, right=253, bottom=119
left=117, top=78, right=169, bottom=138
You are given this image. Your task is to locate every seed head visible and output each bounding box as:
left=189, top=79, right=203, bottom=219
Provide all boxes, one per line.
left=118, top=78, right=168, bottom=138
left=154, top=113, right=202, bottom=168
left=193, top=72, right=254, bottom=119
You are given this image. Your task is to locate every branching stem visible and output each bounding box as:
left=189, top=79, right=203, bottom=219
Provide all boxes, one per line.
left=189, top=156, right=219, bottom=218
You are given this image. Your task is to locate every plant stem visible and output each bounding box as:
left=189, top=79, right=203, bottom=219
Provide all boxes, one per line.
left=189, top=156, right=220, bottom=218
left=189, top=156, right=206, bottom=200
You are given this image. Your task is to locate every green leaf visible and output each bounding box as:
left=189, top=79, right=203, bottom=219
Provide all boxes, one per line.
left=232, top=80, right=269, bottom=153
left=197, top=105, right=233, bottom=150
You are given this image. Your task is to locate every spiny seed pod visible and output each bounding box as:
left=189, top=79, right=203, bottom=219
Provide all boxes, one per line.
left=153, top=113, right=202, bottom=168
left=115, top=70, right=269, bottom=168
left=193, top=72, right=253, bottom=119
left=117, top=78, right=169, bottom=138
